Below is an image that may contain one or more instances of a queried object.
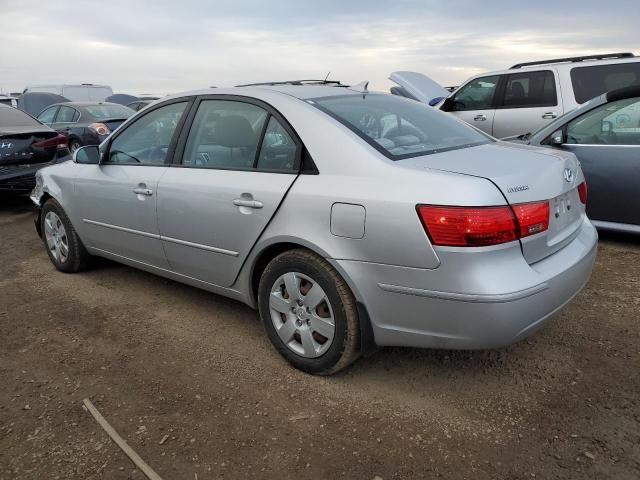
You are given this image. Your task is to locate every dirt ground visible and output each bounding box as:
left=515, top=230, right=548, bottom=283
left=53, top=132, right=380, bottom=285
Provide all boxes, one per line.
left=0, top=194, right=638, bottom=480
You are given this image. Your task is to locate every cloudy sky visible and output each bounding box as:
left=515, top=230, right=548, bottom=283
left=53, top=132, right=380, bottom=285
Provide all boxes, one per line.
left=1, top=0, right=638, bottom=96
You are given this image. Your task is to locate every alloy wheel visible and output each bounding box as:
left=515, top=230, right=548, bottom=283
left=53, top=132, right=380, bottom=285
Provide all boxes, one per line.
left=44, top=211, right=69, bottom=263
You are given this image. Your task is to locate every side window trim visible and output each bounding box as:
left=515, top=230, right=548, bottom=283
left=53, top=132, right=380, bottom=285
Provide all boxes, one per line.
left=171, top=94, right=305, bottom=174
left=253, top=113, right=272, bottom=168
left=102, top=97, right=196, bottom=167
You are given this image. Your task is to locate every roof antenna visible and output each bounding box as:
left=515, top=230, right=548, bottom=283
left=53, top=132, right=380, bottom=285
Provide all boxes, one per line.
left=323, top=71, right=331, bottom=83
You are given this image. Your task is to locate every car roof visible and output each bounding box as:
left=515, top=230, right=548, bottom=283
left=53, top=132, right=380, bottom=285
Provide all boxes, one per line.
left=163, top=85, right=376, bottom=104
left=472, top=56, right=640, bottom=78
left=48, top=101, right=129, bottom=108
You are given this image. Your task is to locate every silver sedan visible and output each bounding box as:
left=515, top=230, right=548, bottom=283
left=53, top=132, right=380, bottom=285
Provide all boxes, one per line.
left=31, top=83, right=598, bottom=374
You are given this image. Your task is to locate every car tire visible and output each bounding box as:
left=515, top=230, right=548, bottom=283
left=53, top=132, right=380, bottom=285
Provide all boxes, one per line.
left=69, top=139, right=82, bottom=153
left=258, top=249, right=360, bottom=375
left=41, top=198, right=90, bottom=273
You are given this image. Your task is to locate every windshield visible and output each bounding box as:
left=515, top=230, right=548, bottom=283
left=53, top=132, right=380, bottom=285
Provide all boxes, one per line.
left=85, top=104, right=134, bottom=120
left=312, top=94, right=491, bottom=159
left=0, top=106, right=41, bottom=128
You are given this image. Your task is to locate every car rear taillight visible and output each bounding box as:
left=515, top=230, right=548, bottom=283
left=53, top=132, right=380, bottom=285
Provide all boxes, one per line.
left=89, top=123, right=110, bottom=136
left=417, top=201, right=550, bottom=247
left=33, top=134, right=69, bottom=151
left=511, top=201, right=549, bottom=237
left=577, top=181, right=587, bottom=204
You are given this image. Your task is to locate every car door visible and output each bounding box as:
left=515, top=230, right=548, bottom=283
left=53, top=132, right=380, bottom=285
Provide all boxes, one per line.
left=444, top=75, right=500, bottom=135
left=559, top=96, right=640, bottom=226
left=492, top=69, right=562, bottom=139
left=73, top=99, right=191, bottom=267
left=156, top=96, right=301, bottom=287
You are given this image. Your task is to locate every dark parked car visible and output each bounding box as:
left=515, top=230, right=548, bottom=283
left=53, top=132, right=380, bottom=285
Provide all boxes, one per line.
left=36, top=102, right=134, bottom=152
left=508, top=85, right=640, bottom=233
left=0, top=104, right=69, bottom=192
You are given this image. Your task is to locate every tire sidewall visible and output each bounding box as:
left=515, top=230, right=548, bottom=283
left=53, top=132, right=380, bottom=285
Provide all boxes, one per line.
left=258, top=252, right=351, bottom=374
left=41, top=199, right=79, bottom=273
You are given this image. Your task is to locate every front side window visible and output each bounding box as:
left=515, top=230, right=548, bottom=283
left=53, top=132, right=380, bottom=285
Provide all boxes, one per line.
left=107, top=101, right=187, bottom=165
left=571, top=63, right=640, bottom=104
left=313, top=94, right=491, bottom=159
left=451, top=75, right=499, bottom=111
left=182, top=100, right=268, bottom=170
left=501, top=70, right=557, bottom=108
left=56, top=106, right=78, bottom=123
left=37, top=107, right=58, bottom=124
left=566, top=96, right=640, bottom=145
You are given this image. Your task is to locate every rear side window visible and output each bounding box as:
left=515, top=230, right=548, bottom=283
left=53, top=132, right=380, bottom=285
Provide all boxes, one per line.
left=0, top=106, right=41, bottom=127
left=182, top=100, right=268, bottom=170
left=451, top=75, right=499, bottom=111
left=313, top=94, right=491, bottom=160
left=56, top=106, right=78, bottom=122
left=571, top=63, right=640, bottom=103
left=501, top=70, right=557, bottom=108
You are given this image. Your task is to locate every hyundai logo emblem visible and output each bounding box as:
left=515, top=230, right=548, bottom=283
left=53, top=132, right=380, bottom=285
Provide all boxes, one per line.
left=563, top=168, right=574, bottom=183
left=0, top=142, right=14, bottom=149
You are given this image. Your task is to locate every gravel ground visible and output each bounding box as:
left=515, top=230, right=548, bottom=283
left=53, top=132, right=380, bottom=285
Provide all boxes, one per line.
left=0, top=194, right=639, bottom=480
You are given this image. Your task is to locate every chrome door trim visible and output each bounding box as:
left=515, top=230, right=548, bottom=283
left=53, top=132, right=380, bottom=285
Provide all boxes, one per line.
left=377, top=282, right=549, bottom=303
left=83, top=218, right=240, bottom=256
left=82, top=219, right=161, bottom=239
left=160, top=235, right=239, bottom=257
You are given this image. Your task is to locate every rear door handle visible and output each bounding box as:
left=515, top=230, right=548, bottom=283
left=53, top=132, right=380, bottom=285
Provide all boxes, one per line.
left=473, top=114, right=487, bottom=121
left=133, top=187, right=153, bottom=196
left=542, top=112, right=558, bottom=119
left=233, top=199, right=263, bottom=209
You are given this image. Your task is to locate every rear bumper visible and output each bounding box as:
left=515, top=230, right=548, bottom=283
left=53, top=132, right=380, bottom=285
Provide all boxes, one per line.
left=333, top=217, right=598, bottom=350
left=0, top=166, right=40, bottom=191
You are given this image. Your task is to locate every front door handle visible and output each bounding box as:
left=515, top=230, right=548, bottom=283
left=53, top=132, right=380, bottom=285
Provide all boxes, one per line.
left=133, top=187, right=153, bottom=196
left=233, top=199, right=263, bottom=209
left=473, top=114, right=487, bottom=121
left=542, top=112, right=558, bottom=119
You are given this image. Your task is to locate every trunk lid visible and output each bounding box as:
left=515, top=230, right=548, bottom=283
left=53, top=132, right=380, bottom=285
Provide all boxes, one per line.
left=399, top=142, right=586, bottom=263
left=0, top=130, right=59, bottom=167
left=389, top=71, right=450, bottom=105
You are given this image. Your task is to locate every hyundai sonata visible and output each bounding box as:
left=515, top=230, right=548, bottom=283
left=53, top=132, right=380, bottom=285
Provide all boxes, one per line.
left=31, top=82, right=597, bottom=374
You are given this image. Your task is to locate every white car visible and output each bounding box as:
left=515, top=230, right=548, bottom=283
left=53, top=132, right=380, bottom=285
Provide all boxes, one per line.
left=23, top=84, right=114, bottom=102
left=391, top=52, right=640, bottom=138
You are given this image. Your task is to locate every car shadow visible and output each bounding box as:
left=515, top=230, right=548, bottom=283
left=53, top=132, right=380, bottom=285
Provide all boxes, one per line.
left=0, top=193, right=35, bottom=215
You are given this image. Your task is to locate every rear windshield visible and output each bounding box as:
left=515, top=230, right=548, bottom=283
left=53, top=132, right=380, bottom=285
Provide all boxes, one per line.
left=85, top=104, right=134, bottom=120
left=571, top=62, right=640, bottom=103
left=312, top=94, right=491, bottom=159
left=0, top=106, right=41, bottom=127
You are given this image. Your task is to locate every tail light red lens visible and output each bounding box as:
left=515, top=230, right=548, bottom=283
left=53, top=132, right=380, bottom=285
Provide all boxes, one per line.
left=511, top=201, right=549, bottom=237
left=416, top=205, right=518, bottom=247
left=577, top=181, right=587, bottom=204
left=417, top=201, right=550, bottom=247
left=89, top=123, right=110, bottom=136
left=33, top=134, right=69, bottom=151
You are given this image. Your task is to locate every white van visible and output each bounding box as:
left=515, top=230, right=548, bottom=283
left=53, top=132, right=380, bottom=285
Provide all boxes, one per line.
left=23, top=84, right=114, bottom=102
left=391, top=52, right=640, bottom=138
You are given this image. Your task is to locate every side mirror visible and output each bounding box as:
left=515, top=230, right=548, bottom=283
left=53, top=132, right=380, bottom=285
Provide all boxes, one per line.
left=550, top=130, right=564, bottom=145
left=73, top=145, right=100, bottom=164
left=440, top=97, right=455, bottom=112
